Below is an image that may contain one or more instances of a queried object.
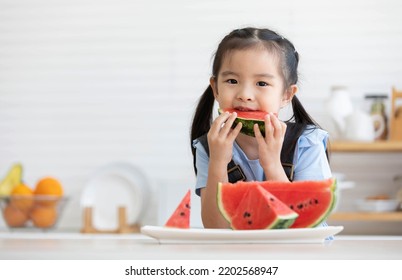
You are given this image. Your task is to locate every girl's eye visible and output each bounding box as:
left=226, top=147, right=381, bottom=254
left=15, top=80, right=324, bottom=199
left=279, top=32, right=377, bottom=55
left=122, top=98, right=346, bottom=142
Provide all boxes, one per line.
left=226, top=79, right=238, bottom=84
left=257, top=81, right=268, bottom=87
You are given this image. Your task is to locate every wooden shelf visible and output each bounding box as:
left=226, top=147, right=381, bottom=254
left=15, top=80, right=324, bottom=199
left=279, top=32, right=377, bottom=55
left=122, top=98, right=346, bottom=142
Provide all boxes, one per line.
left=329, top=212, right=402, bottom=221
left=330, top=141, right=402, bottom=152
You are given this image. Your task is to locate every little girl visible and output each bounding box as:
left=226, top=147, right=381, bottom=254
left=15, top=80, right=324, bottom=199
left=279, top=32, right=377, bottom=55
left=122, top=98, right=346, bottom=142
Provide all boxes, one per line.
left=190, top=27, right=332, bottom=228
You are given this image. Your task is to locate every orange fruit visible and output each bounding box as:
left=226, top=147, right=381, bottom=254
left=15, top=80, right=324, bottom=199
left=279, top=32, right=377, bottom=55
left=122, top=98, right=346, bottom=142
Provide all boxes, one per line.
left=10, top=183, right=34, bottom=211
left=34, top=177, right=63, bottom=196
left=30, top=206, right=58, bottom=228
left=2, top=204, right=30, bottom=227
left=34, top=177, right=63, bottom=206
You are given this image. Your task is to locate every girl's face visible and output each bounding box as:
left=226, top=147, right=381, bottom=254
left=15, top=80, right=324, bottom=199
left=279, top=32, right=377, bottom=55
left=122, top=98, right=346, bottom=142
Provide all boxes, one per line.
left=210, top=47, right=297, bottom=114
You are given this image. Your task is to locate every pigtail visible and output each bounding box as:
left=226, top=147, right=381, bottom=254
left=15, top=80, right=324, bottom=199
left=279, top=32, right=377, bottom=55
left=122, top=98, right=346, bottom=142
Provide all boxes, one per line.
left=190, top=85, right=215, bottom=173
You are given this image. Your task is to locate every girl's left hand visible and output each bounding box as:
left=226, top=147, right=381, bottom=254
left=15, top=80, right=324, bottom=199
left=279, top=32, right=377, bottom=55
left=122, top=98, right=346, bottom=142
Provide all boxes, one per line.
left=253, top=113, right=288, bottom=180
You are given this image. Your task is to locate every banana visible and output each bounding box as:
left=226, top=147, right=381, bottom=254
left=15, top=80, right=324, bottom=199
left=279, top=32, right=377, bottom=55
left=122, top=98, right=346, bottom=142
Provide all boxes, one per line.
left=0, top=163, right=23, bottom=196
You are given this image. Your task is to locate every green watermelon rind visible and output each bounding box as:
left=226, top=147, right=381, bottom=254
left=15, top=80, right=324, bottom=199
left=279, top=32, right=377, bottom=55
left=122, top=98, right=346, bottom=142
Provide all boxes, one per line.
left=299, top=179, right=337, bottom=228
left=218, top=108, right=265, bottom=137
left=217, top=182, right=231, bottom=224
left=232, top=213, right=298, bottom=230
left=269, top=214, right=298, bottom=229
left=235, top=118, right=265, bottom=137
left=259, top=210, right=299, bottom=230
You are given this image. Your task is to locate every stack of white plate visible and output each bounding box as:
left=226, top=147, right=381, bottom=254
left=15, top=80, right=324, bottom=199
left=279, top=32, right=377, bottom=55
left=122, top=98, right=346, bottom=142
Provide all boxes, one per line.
left=80, top=162, right=151, bottom=230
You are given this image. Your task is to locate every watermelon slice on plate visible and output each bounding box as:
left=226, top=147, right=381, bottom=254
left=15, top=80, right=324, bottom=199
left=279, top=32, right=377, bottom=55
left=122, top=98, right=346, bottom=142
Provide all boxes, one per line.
left=217, top=178, right=337, bottom=229
left=259, top=179, right=337, bottom=228
left=165, top=190, right=191, bottom=229
left=230, top=185, right=298, bottom=230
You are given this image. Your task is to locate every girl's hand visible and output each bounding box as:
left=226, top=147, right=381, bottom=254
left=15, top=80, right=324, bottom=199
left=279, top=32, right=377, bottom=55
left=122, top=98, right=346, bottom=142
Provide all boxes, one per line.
left=254, top=113, right=289, bottom=181
left=207, top=112, right=242, bottom=168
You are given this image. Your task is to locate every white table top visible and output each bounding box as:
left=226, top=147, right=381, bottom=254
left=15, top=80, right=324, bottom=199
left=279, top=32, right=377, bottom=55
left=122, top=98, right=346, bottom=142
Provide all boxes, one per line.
left=1, top=231, right=402, bottom=260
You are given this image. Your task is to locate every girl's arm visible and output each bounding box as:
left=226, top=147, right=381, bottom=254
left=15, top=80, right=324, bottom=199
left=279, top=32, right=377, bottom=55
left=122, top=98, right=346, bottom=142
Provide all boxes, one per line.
left=200, top=161, right=230, bottom=228
left=200, top=112, right=242, bottom=228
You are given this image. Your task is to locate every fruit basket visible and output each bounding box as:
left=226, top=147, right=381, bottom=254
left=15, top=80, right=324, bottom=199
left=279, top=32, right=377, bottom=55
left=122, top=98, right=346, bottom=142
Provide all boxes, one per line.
left=0, top=195, right=68, bottom=230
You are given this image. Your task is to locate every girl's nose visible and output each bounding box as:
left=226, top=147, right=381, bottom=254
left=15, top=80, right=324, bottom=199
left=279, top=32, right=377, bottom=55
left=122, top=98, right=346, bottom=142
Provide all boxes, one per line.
left=236, top=85, right=254, bottom=101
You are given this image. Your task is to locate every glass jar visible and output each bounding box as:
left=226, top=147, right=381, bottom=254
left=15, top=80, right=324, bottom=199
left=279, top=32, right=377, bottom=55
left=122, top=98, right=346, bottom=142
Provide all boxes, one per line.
left=364, top=94, right=388, bottom=141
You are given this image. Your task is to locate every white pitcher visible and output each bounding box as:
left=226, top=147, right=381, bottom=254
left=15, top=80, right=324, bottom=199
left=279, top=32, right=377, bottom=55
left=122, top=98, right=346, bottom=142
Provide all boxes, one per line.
left=325, top=86, right=354, bottom=137
left=344, top=109, right=375, bottom=141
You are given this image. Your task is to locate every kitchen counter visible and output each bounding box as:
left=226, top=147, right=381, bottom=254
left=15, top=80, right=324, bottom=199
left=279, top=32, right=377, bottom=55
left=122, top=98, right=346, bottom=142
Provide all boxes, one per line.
left=1, top=231, right=402, bottom=260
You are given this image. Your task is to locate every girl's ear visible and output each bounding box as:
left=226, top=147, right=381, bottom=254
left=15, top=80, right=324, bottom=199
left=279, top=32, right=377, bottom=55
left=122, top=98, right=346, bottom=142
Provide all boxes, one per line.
left=281, top=85, right=298, bottom=107
left=210, top=76, right=218, bottom=98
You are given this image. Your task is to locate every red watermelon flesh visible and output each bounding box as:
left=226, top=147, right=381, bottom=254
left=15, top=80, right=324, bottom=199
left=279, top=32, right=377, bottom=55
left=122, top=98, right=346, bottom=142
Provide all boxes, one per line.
left=260, top=180, right=336, bottom=228
left=217, top=179, right=336, bottom=228
left=221, top=108, right=269, bottom=120
left=165, top=190, right=191, bottom=228
left=231, top=185, right=298, bottom=230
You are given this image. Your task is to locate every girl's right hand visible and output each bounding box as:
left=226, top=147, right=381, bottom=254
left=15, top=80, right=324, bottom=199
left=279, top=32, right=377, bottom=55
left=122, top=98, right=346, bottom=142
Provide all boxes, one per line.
left=207, top=112, right=242, bottom=167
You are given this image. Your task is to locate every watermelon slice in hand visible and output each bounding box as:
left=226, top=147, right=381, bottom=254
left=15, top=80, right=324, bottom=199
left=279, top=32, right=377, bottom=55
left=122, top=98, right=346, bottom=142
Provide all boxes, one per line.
left=219, top=108, right=272, bottom=137
left=165, top=189, right=191, bottom=229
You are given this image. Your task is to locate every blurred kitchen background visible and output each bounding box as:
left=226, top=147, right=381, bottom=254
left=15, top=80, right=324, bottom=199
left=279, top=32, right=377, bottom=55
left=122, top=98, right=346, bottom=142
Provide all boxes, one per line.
left=1, top=0, right=402, bottom=234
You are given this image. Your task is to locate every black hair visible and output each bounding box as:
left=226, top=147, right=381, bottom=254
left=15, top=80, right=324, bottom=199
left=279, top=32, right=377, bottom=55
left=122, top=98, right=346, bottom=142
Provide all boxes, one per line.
left=190, top=27, right=326, bottom=172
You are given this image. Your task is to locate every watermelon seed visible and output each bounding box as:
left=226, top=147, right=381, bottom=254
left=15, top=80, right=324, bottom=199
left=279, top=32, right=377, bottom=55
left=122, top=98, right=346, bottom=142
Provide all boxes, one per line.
left=297, top=203, right=304, bottom=209
left=270, top=197, right=275, bottom=201
left=290, top=205, right=294, bottom=210
left=180, top=212, right=185, bottom=216
left=185, top=203, right=191, bottom=209
left=243, top=212, right=251, bottom=218
left=314, top=199, right=319, bottom=204
left=247, top=221, right=252, bottom=225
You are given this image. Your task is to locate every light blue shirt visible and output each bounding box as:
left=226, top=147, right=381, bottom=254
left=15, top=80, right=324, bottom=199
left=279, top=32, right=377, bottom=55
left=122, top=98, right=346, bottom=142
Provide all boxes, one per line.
left=193, top=126, right=332, bottom=195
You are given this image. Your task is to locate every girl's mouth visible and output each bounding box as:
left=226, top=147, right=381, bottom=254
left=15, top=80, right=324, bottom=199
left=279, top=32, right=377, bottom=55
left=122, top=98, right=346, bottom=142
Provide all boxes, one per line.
left=234, top=106, right=258, bottom=112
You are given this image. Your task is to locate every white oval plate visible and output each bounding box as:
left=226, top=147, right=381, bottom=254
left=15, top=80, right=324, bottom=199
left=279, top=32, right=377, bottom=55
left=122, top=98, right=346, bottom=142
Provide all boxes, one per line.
left=81, top=162, right=150, bottom=230
left=141, top=225, right=344, bottom=244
